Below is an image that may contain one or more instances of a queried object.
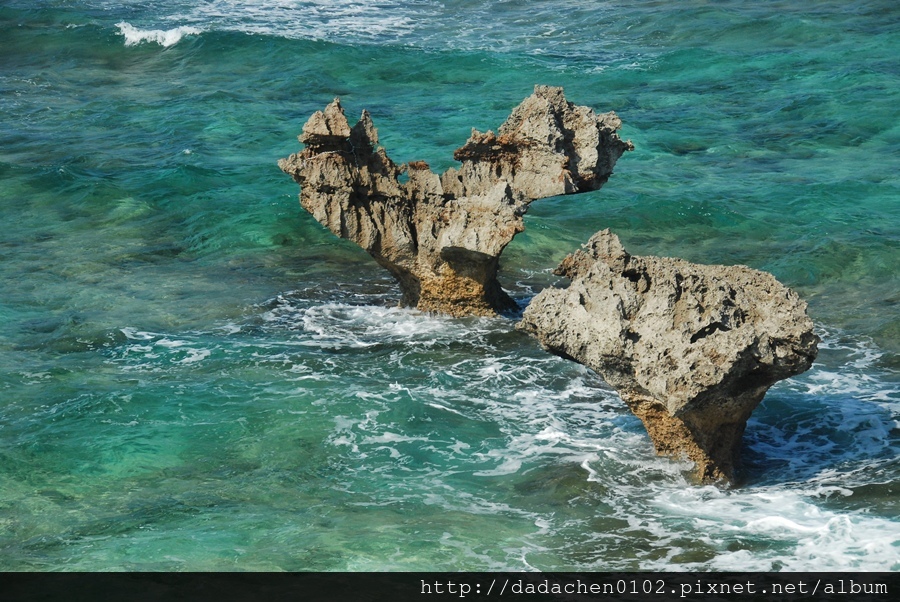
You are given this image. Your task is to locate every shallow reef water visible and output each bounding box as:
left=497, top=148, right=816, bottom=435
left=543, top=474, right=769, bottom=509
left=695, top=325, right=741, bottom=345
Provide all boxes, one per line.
left=0, top=0, right=898, bottom=570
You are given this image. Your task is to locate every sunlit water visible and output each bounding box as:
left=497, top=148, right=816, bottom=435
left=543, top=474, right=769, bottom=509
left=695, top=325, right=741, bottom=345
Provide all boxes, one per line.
left=1, top=0, right=898, bottom=571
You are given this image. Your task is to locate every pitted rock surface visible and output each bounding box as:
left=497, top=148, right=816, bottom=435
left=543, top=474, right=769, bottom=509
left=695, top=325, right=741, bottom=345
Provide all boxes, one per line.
left=519, top=229, right=819, bottom=483
left=279, top=85, right=633, bottom=316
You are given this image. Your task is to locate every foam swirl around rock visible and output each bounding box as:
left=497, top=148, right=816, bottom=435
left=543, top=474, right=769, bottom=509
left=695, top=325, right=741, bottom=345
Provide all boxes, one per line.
left=519, top=229, right=820, bottom=484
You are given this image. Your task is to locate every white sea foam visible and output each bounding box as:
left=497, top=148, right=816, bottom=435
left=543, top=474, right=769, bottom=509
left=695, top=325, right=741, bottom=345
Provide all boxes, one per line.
left=162, top=0, right=428, bottom=44
left=103, top=0, right=641, bottom=68
left=620, top=386, right=897, bottom=570
left=116, top=22, right=201, bottom=47
left=261, top=298, right=498, bottom=350
left=105, top=303, right=898, bottom=571
left=177, top=348, right=211, bottom=364
left=120, top=327, right=157, bottom=340
left=111, top=328, right=215, bottom=369
left=644, top=486, right=900, bottom=571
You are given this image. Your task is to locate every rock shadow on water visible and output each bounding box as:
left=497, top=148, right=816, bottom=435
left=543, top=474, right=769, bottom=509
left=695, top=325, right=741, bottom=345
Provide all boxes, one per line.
left=739, top=387, right=900, bottom=512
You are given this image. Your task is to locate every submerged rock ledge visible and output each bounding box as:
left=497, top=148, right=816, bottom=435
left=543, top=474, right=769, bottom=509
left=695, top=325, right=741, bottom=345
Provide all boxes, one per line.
left=279, top=85, right=633, bottom=316
left=519, top=230, right=819, bottom=483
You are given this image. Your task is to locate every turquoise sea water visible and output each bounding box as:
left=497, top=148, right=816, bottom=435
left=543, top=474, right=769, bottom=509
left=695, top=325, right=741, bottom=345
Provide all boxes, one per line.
left=1, top=0, right=898, bottom=571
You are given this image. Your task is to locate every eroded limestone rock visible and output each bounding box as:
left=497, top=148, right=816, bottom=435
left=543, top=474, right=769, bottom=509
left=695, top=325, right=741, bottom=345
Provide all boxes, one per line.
left=518, top=230, right=819, bottom=483
left=279, top=85, right=633, bottom=316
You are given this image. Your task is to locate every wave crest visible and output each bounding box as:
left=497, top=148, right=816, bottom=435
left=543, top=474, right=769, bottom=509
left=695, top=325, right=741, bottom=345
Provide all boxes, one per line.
left=116, top=22, right=201, bottom=47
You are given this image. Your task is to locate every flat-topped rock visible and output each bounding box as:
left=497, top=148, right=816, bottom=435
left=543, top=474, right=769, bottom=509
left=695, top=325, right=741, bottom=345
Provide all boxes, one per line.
left=279, top=86, right=632, bottom=316
left=518, top=229, right=819, bottom=483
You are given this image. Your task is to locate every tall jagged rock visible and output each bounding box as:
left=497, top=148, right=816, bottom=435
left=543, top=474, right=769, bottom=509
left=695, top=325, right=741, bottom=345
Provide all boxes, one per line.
left=518, top=230, right=819, bottom=483
left=279, top=85, right=633, bottom=316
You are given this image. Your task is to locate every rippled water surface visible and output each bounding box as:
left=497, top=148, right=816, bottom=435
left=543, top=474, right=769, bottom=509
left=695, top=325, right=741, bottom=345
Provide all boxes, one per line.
left=1, top=0, right=898, bottom=571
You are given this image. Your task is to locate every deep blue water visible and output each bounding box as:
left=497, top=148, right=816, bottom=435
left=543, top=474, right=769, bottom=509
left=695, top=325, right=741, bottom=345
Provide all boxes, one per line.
left=1, top=0, right=898, bottom=570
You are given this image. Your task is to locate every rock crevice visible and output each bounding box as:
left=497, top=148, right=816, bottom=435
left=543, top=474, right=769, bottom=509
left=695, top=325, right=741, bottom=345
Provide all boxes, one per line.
left=519, top=229, right=819, bottom=483
left=279, top=85, right=633, bottom=316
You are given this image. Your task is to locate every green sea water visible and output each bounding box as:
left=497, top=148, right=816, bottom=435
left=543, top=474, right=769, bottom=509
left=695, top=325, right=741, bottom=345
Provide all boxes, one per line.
left=0, top=0, right=898, bottom=570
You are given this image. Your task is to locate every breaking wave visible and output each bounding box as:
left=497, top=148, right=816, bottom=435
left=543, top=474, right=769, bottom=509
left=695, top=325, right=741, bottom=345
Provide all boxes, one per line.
left=116, top=22, right=201, bottom=47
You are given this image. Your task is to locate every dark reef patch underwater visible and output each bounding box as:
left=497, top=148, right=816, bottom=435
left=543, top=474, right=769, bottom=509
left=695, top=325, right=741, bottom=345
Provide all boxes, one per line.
left=1, top=1, right=898, bottom=570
